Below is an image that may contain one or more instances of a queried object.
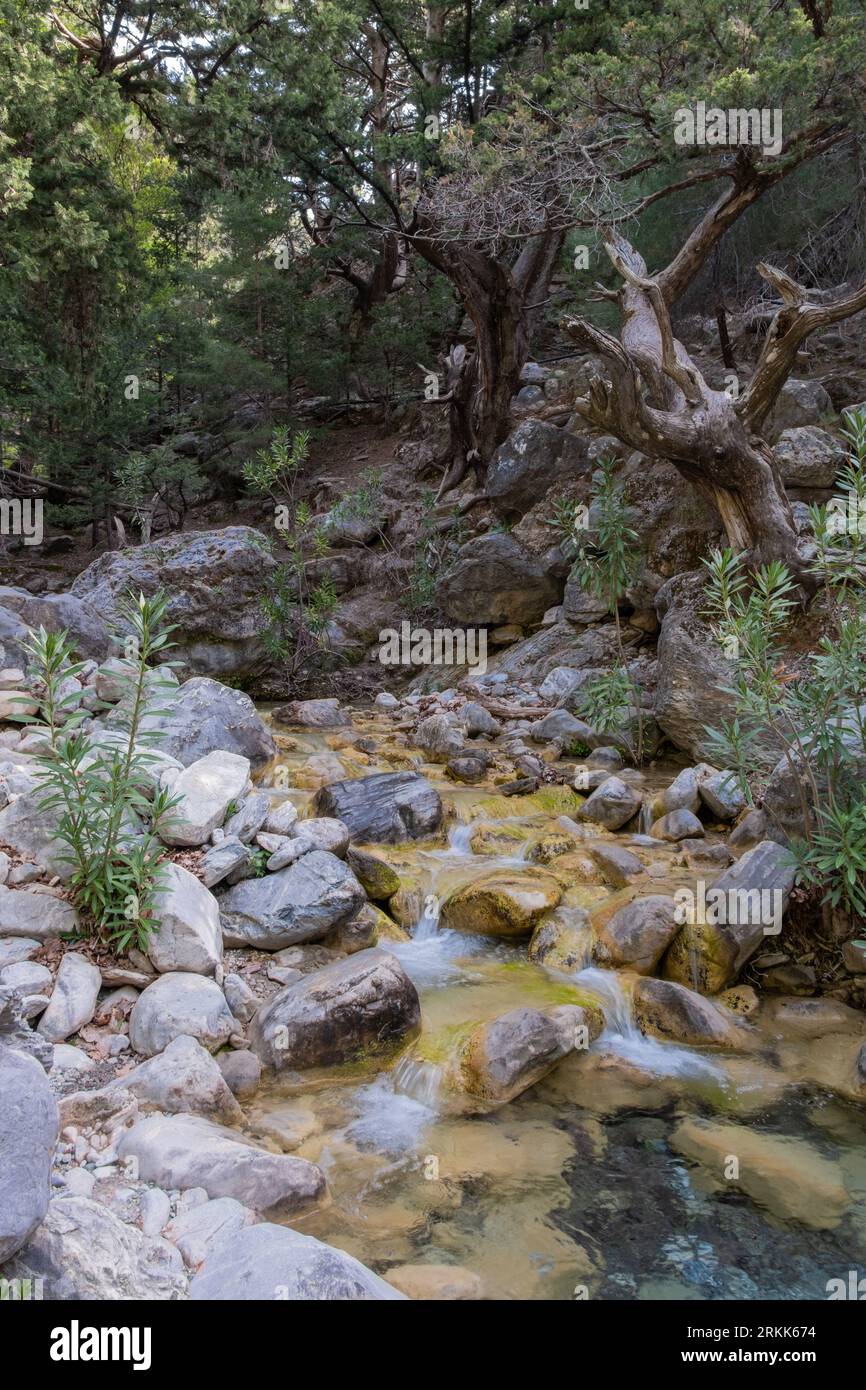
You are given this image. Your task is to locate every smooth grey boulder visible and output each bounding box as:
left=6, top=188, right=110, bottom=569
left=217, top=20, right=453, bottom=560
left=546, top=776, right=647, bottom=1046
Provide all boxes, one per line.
left=220, top=850, right=364, bottom=951
left=249, top=948, right=420, bottom=1072
left=5, top=1195, right=186, bottom=1299
left=105, top=676, right=276, bottom=770
left=763, top=705, right=866, bottom=841
left=650, top=808, right=704, bottom=842
left=0, top=1043, right=59, bottom=1262
left=263, top=798, right=299, bottom=836
left=128, top=973, right=237, bottom=1057
left=117, top=1114, right=326, bottom=1218
left=71, top=526, right=277, bottom=680
left=158, top=751, right=251, bottom=847
left=578, top=776, right=641, bottom=830
left=147, top=862, right=222, bottom=975
left=189, top=1222, right=403, bottom=1300
left=0, top=937, right=41, bottom=968
left=460, top=701, right=502, bottom=737
left=165, top=1196, right=259, bottom=1269
left=593, top=895, right=680, bottom=974
left=657, top=766, right=701, bottom=816
left=217, top=1047, right=261, bottom=1099
left=112, top=1034, right=242, bottom=1124
left=37, top=953, right=101, bottom=1043
left=530, top=709, right=593, bottom=746
left=312, top=771, right=443, bottom=844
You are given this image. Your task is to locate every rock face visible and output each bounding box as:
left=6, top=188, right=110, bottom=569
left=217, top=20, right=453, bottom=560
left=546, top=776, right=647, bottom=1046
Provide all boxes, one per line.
left=105, top=676, right=276, bottom=770
left=158, top=751, right=250, bottom=847
left=117, top=1114, right=326, bottom=1217
left=664, top=840, right=796, bottom=993
left=593, top=895, right=680, bottom=974
left=654, top=572, right=738, bottom=758
left=128, top=973, right=237, bottom=1056
left=220, top=850, right=365, bottom=951
left=6, top=1195, right=187, bottom=1299
left=0, top=1043, right=59, bottom=1262
left=116, top=1034, right=243, bottom=1124
left=312, top=772, right=443, bottom=844
left=189, top=1223, right=403, bottom=1301
left=774, top=426, right=845, bottom=487
left=486, top=420, right=587, bottom=521
left=440, top=870, right=561, bottom=938
left=37, top=953, right=101, bottom=1043
left=437, top=532, right=560, bottom=627
left=762, top=705, right=866, bottom=841
left=451, top=1004, right=601, bottom=1111
left=148, top=863, right=223, bottom=975
left=617, top=455, right=722, bottom=607
left=71, top=527, right=277, bottom=680
left=249, top=948, right=420, bottom=1071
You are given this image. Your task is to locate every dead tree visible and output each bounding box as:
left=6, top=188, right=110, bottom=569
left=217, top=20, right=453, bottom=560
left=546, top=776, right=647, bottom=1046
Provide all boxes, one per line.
left=563, top=233, right=866, bottom=583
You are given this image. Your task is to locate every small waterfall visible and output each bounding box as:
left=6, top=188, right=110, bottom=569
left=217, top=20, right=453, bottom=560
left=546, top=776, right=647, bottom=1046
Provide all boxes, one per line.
left=573, top=966, right=722, bottom=1081
left=393, top=1052, right=446, bottom=1110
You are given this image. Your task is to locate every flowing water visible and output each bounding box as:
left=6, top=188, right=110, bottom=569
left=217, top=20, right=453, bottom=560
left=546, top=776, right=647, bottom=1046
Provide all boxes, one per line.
left=248, top=710, right=866, bottom=1300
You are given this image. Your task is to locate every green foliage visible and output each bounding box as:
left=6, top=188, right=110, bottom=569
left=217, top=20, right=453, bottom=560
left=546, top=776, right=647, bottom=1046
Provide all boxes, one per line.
left=245, top=428, right=338, bottom=693
left=26, top=590, right=180, bottom=951
left=704, top=414, right=866, bottom=916
left=559, top=458, right=645, bottom=761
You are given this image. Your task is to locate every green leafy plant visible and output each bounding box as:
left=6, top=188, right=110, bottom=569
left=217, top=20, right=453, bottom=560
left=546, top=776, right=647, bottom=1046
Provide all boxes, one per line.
left=26, top=591, right=181, bottom=952
left=557, top=458, right=645, bottom=760
left=244, top=428, right=339, bottom=693
left=703, top=412, right=866, bottom=918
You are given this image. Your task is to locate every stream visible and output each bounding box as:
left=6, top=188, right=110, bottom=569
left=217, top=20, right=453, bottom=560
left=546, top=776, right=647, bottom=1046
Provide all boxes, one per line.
left=245, top=712, right=866, bottom=1301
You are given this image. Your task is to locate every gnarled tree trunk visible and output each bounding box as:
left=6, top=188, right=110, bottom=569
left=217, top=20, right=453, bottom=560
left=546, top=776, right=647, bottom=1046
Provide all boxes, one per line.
left=563, top=234, right=866, bottom=583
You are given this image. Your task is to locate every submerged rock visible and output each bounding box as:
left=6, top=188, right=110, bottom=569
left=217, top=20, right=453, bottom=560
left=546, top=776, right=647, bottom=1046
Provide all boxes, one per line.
left=249, top=948, right=420, bottom=1071
left=671, top=1117, right=849, bottom=1230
